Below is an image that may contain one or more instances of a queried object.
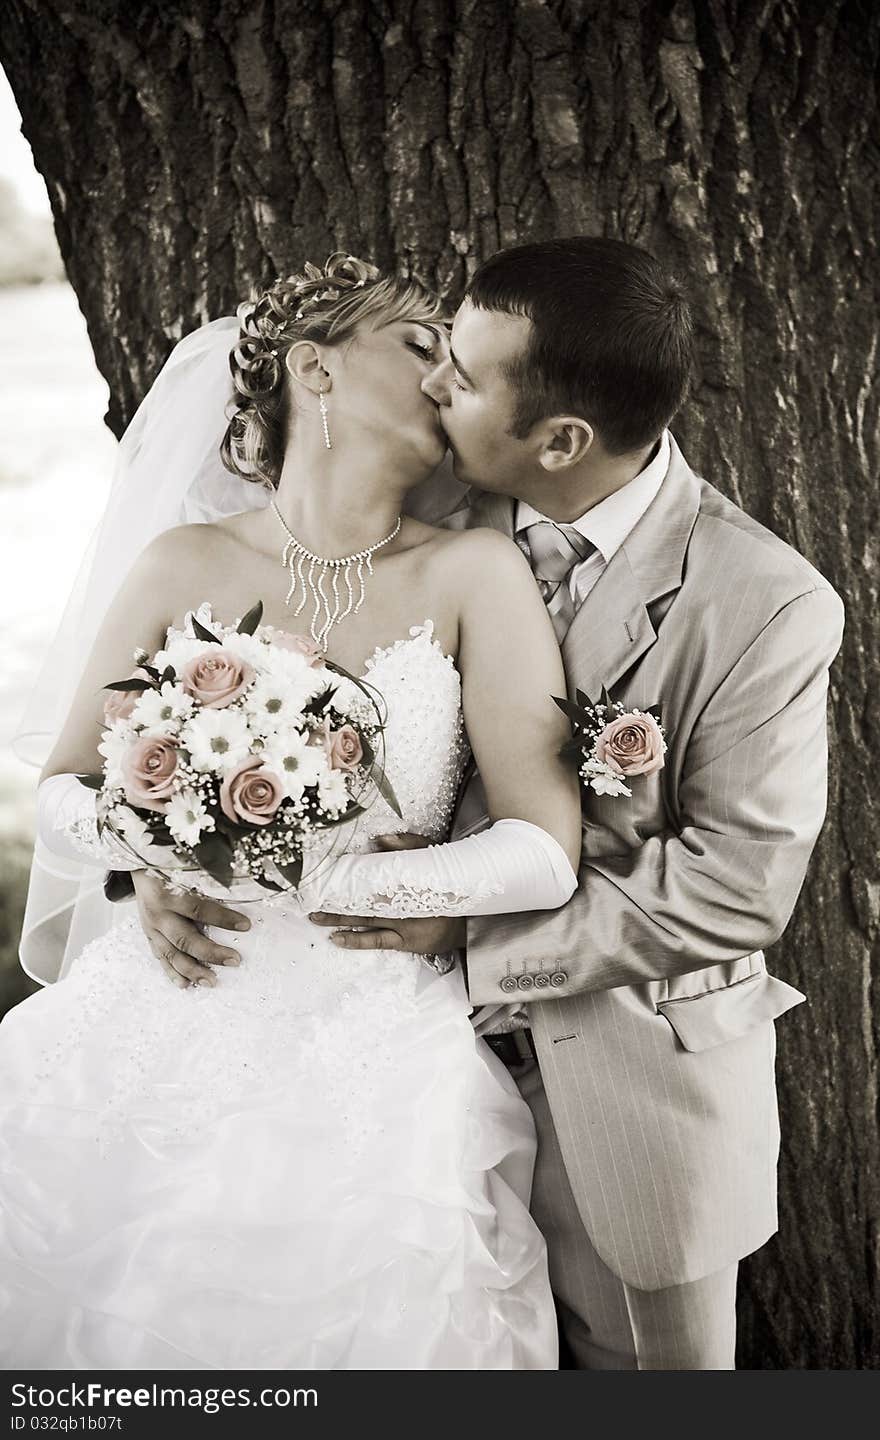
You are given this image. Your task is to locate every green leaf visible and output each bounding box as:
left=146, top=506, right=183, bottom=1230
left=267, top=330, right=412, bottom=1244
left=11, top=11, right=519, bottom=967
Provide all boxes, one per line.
left=237, top=600, right=264, bottom=635
left=160, top=666, right=176, bottom=687
left=277, top=855, right=304, bottom=890
left=104, top=677, right=154, bottom=693
left=193, top=833, right=234, bottom=886
left=76, top=773, right=104, bottom=790
left=359, top=735, right=375, bottom=769
left=371, top=764, right=402, bottom=818
left=302, top=686, right=336, bottom=718
left=141, top=664, right=161, bottom=682
left=214, top=812, right=252, bottom=841
left=560, top=738, right=584, bottom=762
left=552, top=696, right=592, bottom=728
left=192, top=616, right=220, bottom=644
left=574, top=688, right=597, bottom=711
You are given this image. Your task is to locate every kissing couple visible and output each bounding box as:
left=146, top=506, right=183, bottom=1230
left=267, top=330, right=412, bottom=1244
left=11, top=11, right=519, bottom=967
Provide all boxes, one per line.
left=2, top=236, right=843, bottom=1369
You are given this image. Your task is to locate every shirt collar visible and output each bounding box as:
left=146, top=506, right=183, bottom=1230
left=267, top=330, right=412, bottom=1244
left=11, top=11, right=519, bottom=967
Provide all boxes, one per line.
left=515, top=430, right=670, bottom=564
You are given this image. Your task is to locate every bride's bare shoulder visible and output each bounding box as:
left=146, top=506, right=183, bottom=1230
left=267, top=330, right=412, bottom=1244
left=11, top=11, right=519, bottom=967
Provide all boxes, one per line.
left=433, top=525, right=529, bottom=571
left=145, top=513, right=256, bottom=563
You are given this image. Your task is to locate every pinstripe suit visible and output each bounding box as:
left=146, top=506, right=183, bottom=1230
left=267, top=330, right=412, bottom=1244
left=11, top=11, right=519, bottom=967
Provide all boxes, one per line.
left=418, top=435, right=845, bottom=1365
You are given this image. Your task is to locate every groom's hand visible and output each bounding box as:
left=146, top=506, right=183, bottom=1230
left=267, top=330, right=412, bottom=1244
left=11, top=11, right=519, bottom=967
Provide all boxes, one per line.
left=308, top=831, right=466, bottom=956
left=309, top=911, right=466, bottom=956
left=132, top=871, right=251, bottom=989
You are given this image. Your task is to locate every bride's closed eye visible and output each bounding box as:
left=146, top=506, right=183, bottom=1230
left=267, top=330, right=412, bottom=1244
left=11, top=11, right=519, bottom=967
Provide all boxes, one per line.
left=406, top=340, right=436, bottom=362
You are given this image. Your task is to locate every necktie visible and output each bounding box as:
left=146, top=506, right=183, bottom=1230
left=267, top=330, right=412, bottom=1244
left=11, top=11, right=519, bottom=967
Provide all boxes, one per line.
left=519, top=521, right=595, bottom=641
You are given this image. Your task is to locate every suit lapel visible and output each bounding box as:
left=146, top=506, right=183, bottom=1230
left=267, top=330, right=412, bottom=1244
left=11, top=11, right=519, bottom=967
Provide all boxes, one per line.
left=454, top=442, right=701, bottom=697
left=562, top=436, right=701, bottom=698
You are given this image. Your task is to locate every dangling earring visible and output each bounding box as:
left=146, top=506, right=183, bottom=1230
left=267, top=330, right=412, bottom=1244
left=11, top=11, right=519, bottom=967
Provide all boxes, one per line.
left=319, top=388, right=332, bottom=450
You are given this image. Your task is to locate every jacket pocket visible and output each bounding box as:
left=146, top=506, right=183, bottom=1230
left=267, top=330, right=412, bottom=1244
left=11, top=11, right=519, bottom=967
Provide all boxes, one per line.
left=657, top=972, right=805, bottom=1053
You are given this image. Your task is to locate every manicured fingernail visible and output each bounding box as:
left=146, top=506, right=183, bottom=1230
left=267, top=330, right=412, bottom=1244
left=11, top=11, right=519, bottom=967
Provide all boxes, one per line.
left=224, top=954, right=240, bottom=966
left=234, top=919, right=250, bottom=931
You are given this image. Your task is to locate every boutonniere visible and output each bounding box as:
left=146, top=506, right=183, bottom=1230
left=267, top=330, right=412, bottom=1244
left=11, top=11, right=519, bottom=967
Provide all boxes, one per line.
left=554, top=688, right=667, bottom=798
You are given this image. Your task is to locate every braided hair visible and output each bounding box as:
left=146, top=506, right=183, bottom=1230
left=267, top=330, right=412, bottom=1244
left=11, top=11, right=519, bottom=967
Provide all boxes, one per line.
left=221, top=253, right=444, bottom=488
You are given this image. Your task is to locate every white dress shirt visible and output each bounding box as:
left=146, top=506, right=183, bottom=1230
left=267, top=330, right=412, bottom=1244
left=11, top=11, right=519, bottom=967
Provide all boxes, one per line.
left=515, top=430, right=671, bottom=609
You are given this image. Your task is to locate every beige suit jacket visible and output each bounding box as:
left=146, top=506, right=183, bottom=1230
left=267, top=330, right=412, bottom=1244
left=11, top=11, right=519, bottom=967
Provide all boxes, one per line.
left=417, top=437, right=845, bottom=1291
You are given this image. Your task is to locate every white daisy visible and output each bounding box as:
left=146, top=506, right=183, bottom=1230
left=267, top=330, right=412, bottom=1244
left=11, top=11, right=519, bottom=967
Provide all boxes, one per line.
left=245, top=671, right=324, bottom=736
left=131, top=681, right=194, bottom=734
left=152, top=634, right=209, bottom=674
left=266, top=645, right=330, bottom=693
left=166, top=789, right=216, bottom=847
left=113, top=807, right=156, bottom=860
left=317, top=766, right=351, bottom=816
left=262, top=728, right=327, bottom=799
left=181, top=709, right=253, bottom=773
left=98, top=722, right=134, bottom=788
left=221, top=630, right=270, bottom=673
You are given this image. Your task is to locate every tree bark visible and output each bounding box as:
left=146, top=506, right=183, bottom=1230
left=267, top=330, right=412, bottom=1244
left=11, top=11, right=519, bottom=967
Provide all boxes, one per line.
left=2, top=0, right=877, bottom=1369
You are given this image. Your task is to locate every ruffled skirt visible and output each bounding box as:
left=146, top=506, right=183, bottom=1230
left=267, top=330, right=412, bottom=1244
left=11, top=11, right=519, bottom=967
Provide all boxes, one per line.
left=0, top=907, right=556, bottom=1369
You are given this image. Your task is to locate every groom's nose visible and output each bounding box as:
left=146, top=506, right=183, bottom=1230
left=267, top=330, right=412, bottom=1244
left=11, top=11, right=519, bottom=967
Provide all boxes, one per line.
left=421, top=358, right=453, bottom=406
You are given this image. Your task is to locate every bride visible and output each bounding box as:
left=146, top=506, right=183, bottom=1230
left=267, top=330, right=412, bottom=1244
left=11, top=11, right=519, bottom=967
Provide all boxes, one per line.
left=0, top=254, right=581, bottom=1370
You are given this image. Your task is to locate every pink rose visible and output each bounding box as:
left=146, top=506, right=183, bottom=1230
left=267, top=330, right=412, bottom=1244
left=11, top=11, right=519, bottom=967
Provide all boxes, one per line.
left=327, top=724, right=363, bottom=772
left=103, top=667, right=151, bottom=723
left=122, top=735, right=180, bottom=811
left=595, top=712, right=665, bottom=777
left=181, top=649, right=254, bottom=707
left=220, top=757, right=284, bottom=826
left=266, top=630, right=324, bottom=668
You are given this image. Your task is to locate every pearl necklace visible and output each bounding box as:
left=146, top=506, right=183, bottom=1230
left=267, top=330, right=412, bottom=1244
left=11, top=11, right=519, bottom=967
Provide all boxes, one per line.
left=271, top=500, right=402, bottom=651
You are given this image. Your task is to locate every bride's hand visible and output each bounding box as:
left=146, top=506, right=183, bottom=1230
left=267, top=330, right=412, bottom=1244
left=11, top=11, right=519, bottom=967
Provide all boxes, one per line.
left=308, top=830, right=465, bottom=956
left=132, top=871, right=251, bottom=989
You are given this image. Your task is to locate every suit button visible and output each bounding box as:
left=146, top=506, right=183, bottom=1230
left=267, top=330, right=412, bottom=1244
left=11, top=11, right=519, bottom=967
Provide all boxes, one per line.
left=517, top=974, right=534, bottom=991
left=550, top=971, right=567, bottom=987
left=534, top=973, right=551, bottom=989
left=500, top=976, right=518, bottom=994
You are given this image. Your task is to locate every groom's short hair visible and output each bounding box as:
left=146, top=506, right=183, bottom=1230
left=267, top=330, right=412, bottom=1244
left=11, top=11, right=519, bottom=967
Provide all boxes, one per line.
left=466, top=236, right=693, bottom=454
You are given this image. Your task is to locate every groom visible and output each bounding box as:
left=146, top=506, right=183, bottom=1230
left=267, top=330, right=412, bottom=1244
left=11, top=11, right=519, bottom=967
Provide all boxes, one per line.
left=132, top=237, right=844, bottom=1368
left=311, top=237, right=845, bottom=1368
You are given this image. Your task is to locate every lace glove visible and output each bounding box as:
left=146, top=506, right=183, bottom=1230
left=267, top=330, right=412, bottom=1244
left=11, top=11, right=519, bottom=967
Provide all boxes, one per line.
left=298, top=817, right=578, bottom=919
left=37, top=774, right=145, bottom=872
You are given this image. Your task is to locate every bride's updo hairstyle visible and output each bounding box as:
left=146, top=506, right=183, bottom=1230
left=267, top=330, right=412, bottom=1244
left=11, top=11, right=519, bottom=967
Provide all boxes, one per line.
left=222, top=252, right=444, bottom=488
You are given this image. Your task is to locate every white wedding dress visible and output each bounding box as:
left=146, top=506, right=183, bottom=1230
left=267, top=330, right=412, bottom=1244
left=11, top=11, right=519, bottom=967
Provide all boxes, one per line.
left=0, top=616, right=559, bottom=1370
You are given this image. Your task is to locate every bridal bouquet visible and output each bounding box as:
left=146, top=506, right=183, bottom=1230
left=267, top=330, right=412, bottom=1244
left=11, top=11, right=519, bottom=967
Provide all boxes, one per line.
left=78, top=602, right=399, bottom=894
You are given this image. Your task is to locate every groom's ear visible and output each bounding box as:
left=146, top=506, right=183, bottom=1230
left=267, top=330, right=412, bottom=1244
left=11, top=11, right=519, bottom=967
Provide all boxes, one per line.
left=537, top=417, right=594, bottom=472
left=285, top=342, right=331, bottom=394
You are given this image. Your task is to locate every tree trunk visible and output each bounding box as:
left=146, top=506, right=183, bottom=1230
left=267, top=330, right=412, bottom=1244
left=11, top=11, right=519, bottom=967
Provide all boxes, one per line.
left=2, top=0, right=877, bottom=1370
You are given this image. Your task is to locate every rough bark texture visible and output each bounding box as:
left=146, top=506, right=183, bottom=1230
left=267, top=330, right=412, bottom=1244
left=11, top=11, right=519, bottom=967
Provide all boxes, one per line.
left=2, top=0, right=877, bottom=1369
